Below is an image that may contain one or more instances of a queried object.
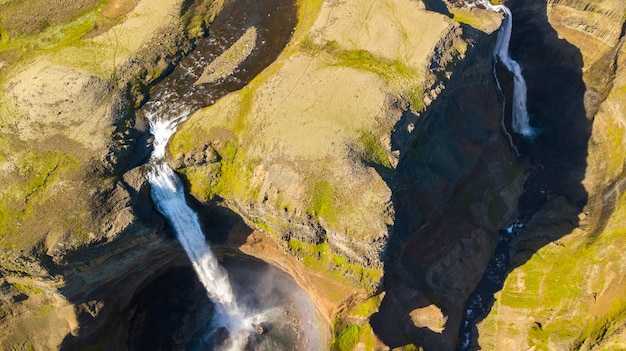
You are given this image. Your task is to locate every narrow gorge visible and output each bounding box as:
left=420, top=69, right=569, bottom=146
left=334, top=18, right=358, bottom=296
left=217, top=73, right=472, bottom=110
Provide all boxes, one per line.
left=0, top=0, right=625, bottom=350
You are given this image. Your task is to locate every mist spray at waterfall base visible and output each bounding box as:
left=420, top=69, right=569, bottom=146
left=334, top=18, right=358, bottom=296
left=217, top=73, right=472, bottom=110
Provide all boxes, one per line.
left=146, top=110, right=266, bottom=351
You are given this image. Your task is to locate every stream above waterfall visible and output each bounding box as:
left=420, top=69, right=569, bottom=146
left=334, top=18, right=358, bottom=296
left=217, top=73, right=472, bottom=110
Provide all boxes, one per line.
left=133, top=0, right=325, bottom=349
left=142, top=0, right=298, bottom=113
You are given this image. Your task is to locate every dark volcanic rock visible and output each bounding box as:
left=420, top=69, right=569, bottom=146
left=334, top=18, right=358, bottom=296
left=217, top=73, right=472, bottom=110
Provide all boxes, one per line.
left=372, top=15, right=526, bottom=351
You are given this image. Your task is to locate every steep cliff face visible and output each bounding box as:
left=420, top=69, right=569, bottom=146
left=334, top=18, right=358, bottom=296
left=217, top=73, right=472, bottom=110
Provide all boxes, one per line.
left=473, top=0, right=626, bottom=350
left=370, top=10, right=526, bottom=351
left=169, top=0, right=525, bottom=348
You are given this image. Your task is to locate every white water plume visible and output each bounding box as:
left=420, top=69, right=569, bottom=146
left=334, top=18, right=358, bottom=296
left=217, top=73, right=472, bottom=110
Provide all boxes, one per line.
left=475, top=0, right=535, bottom=137
left=145, top=105, right=264, bottom=350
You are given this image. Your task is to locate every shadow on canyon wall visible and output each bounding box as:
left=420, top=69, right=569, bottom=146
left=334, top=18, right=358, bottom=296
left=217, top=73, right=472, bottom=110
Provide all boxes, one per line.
left=371, top=0, right=590, bottom=349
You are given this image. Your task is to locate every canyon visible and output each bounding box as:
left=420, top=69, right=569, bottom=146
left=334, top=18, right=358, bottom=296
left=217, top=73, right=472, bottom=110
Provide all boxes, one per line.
left=0, top=0, right=625, bottom=350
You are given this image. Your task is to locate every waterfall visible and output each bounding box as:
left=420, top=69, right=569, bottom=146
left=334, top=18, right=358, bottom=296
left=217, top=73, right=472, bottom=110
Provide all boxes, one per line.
left=477, top=0, right=535, bottom=137
left=145, top=105, right=259, bottom=350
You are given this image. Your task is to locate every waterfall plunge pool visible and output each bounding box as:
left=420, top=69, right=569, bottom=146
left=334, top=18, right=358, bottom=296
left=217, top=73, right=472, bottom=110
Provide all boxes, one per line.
left=127, top=254, right=325, bottom=351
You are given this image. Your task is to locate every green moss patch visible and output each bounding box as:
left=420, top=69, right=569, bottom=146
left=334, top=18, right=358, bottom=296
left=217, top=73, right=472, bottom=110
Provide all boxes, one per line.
left=306, top=179, right=337, bottom=224
left=351, top=296, right=382, bottom=317
left=329, top=46, right=417, bottom=83
left=330, top=296, right=384, bottom=351
left=332, top=324, right=360, bottom=351
left=489, top=199, right=626, bottom=349
left=181, top=0, right=225, bottom=38
left=603, top=116, right=625, bottom=177
left=450, top=9, right=483, bottom=28
left=291, top=0, right=325, bottom=45
left=357, top=130, right=392, bottom=169
left=0, top=149, right=91, bottom=251
left=178, top=140, right=258, bottom=204
left=10, top=283, right=44, bottom=295
left=0, top=3, right=106, bottom=54
left=0, top=151, right=79, bottom=235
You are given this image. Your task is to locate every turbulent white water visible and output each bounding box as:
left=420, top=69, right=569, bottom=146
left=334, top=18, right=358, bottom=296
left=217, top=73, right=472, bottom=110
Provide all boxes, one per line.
left=145, top=106, right=261, bottom=350
left=477, top=0, right=535, bottom=137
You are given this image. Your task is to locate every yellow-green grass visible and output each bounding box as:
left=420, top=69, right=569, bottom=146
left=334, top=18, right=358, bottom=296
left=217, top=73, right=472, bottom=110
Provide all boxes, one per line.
left=492, top=191, right=626, bottom=349
left=0, top=1, right=108, bottom=57
left=300, top=38, right=425, bottom=112
left=287, top=239, right=382, bottom=291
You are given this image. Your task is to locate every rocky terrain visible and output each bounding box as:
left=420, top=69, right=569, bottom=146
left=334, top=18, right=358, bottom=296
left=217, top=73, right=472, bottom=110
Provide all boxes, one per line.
left=474, top=0, right=626, bottom=350
left=0, top=0, right=625, bottom=350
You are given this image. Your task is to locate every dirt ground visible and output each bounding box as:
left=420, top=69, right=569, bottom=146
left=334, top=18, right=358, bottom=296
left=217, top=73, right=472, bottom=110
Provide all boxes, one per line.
left=0, top=0, right=101, bottom=37
left=0, top=0, right=140, bottom=39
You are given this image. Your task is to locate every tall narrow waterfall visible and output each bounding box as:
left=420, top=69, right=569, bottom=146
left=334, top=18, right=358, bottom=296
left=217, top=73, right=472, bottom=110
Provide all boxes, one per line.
left=145, top=107, right=259, bottom=350
left=479, top=0, right=535, bottom=137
